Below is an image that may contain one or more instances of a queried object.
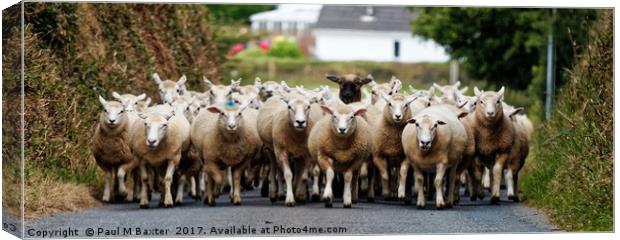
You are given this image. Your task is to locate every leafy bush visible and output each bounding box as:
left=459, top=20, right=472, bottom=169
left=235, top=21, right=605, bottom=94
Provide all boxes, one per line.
left=267, top=40, right=305, bottom=59
left=236, top=47, right=268, bottom=59
left=520, top=10, right=612, bottom=231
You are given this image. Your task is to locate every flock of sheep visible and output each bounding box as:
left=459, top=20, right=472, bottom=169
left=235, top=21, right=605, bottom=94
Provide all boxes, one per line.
left=91, top=73, right=533, bottom=209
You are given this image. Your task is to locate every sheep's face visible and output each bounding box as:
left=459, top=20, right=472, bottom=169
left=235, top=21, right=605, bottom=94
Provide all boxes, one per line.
left=455, top=92, right=476, bottom=113
left=382, top=93, right=415, bottom=124
left=474, top=86, right=505, bottom=120
left=171, top=99, right=193, bottom=123
left=112, top=92, right=147, bottom=112
left=407, top=115, right=446, bottom=151
left=322, top=104, right=367, bottom=137
left=433, top=82, right=462, bottom=103
left=283, top=95, right=311, bottom=130
left=232, top=92, right=261, bottom=110
left=140, top=112, right=174, bottom=149
left=408, top=97, right=429, bottom=117
left=259, top=81, right=281, bottom=99
left=152, top=74, right=187, bottom=104
left=98, top=96, right=126, bottom=128
left=326, top=74, right=373, bottom=104
left=207, top=102, right=250, bottom=132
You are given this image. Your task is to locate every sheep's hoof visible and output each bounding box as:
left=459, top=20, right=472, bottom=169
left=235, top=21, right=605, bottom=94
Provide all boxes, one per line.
left=508, top=196, right=520, bottom=202
left=416, top=204, right=425, bottom=209
left=367, top=197, right=374, bottom=203
left=260, top=186, right=269, bottom=197
left=436, top=204, right=445, bottom=210
left=491, top=196, right=500, bottom=205
left=164, top=203, right=173, bottom=208
left=278, top=195, right=286, bottom=201
left=233, top=201, right=242, bottom=206
left=222, top=186, right=231, bottom=194
left=352, top=199, right=358, bottom=204
left=403, top=199, right=412, bottom=205
left=343, top=203, right=352, bottom=208
left=270, top=197, right=277, bottom=204
left=139, top=204, right=149, bottom=209
left=470, top=195, right=478, bottom=201
left=285, top=202, right=295, bottom=207
left=325, top=202, right=333, bottom=208
left=207, top=201, right=216, bottom=207
left=311, top=194, right=320, bottom=202
left=175, top=201, right=183, bottom=206
left=158, top=201, right=165, bottom=207
left=478, top=194, right=485, bottom=200
left=446, top=202, right=453, bottom=208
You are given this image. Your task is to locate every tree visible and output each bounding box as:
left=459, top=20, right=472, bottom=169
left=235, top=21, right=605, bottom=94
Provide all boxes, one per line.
left=411, top=7, right=598, bottom=90
left=207, top=5, right=274, bottom=24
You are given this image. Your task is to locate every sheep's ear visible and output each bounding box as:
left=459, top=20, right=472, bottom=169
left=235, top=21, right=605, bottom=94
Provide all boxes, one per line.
left=281, top=96, right=290, bottom=104
left=164, top=111, right=175, bottom=121
left=230, top=79, right=241, bottom=89
left=497, top=86, right=505, bottom=100
left=206, top=106, right=222, bottom=114
left=432, top=83, right=442, bottom=90
left=177, top=75, right=187, bottom=86
left=138, top=113, right=148, bottom=119
left=454, top=81, right=461, bottom=88
left=474, top=87, right=482, bottom=97
left=406, top=118, right=416, bottom=124
left=152, top=73, right=162, bottom=84
left=459, top=86, right=469, bottom=94
left=325, top=74, right=341, bottom=84
left=320, top=105, right=334, bottom=115
left=368, top=80, right=377, bottom=87
left=136, top=93, right=147, bottom=101
left=112, top=91, right=122, bottom=101
left=457, top=111, right=469, bottom=119
left=203, top=76, right=213, bottom=88
left=408, top=85, right=417, bottom=94
left=509, top=107, right=524, bottom=118
left=144, top=97, right=152, bottom=107
left=254, top=77, right=262, bottom=88
left=406, top=96, right=418, bottom=106
left=358, top=74, right=373, bottom=85
left=391, top=79, right=402, bottom=93
left=380, top=93, right=391, bottom=103
left=437, top=120, right=447, bottom=125
left=353, top=107, right=367, bottom=117
left=428, top=86, right=436, bottom=96
left=98, top=95, right=107, bottom=106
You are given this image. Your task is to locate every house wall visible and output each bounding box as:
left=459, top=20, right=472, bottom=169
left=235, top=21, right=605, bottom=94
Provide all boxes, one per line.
left=312, top=29, right=448, bottom=63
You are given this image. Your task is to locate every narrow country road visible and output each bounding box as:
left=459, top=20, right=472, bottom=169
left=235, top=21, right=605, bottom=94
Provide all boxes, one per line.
left=14, top=187, right=559, bottom=238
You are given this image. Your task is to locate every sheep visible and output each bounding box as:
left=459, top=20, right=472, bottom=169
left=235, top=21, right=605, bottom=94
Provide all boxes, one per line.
left=151, top=73, right=188, bottom=104
left=325, top=73, right=373, bottom=104
left=307, top=100, right=370, bottom=208
left=400, top=104, right=468, bottom=209
left=92, top=96, right=138, bottom=203
left=112, top=92, right=147, bottom=113
left=369, top=93, right=416, bottom=200
left=368, top=76, right=402, bottom=105
left=203, top=76, right=241, bottom=106
left=503, top=106, right=533, bottom=202
left=270, top=92, right=322, bottom=206
left=190, top=100, right=261, bottom=206
left=472, top=86, right=516, bottom=204
left=257, top=96, right=287, bottom=202
left=256, top=77, right=283, bottom=102
left=433, top=81, right=468, bottom=103
left=128, top=105, right=190, bottom=208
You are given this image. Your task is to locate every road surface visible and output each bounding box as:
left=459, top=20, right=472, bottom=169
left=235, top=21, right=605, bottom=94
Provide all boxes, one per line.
left=8, top=186, right=559, bottom=238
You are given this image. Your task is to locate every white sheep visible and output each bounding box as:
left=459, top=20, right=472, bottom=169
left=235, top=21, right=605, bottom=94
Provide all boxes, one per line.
left=151, top=73, right=188, bottom=104
left=92, top=96, right=138, bottom=202
left=128, top=105, right=190, bottom=208
left=308, top=100, right=370, bottom=208
left=400, top=104, right=468, bottom=209
left=203, top=76, right=241, bottom=106
left=190, top=100, right=261, bottom=206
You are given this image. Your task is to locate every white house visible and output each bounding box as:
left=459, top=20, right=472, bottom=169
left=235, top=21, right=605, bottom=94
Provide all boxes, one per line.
left=312, top=6, right=448, bottom=63
left=250, top=4, right=322, bottom=36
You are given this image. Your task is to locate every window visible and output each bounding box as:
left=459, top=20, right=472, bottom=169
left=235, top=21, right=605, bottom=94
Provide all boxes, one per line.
left=273, top=21, right=282, bottom=34
left=394, top=40, right=400, bottom=58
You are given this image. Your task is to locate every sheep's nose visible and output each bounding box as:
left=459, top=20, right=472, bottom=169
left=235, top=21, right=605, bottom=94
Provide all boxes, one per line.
left=296, top=120, right=306, bottom=126
left=147, top=139, right=156, bottom=145
left=109, top=119, right=116, bottom=124
left=420, top=141, right=431, bottom=148
left=228, top=124, right=237, bottom=130
left=486, top=111, right=494, bottom=116
left=338, top=127, right=347, bottom=134
left=395, top=114, right=402, bottom=120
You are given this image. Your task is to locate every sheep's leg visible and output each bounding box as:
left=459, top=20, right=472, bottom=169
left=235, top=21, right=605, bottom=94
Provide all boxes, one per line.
left=372, top=155, right=390, bottom=198
left=343, top=170, right=353, bottom=208
left=274, top=147, right=296, bottom=207
left=482, top=167, right=491, bottom=189
left=322, top=167, right=335, bottom=208
left=203, top=163, right=221, bottom=206
left=268, top=155, right=278, bottom=203
left=175, top=174, right=186, bottom=205
left=446, top=166, right=457, bottom=208
left=227, top=167, right=234, bottom=200
left=468, top=161, right=484, bottom=200
left=294, top=158, right=310, bottom=203
left=435, top=163, right=447, bottom=209
left=413, top=165, right=425, bottom=209
left=397, top=160, right=409, bottom=200
left=368, top=164, right=376, bottom=202
left=231, top=165, right=243, bottom=205
left=102, top=170, right=112, bottom=203
left=189, top=176, right=197, bottom=199
left=351, top=170, right=359, bottom=204
left=359, top=162, right=368, bottom=193
left=491, top=154, right=508, bottom=204
left=117, top=160, right=138, bottom=201
left=505, top=169, right=515, bottom=201
left=162, top=161, right=176, bottom=207
left=139, top=163, right=150, bottom=208
left=132, top=168, right=141, bottom=202
left=199, top=171, right=206, bottom=198
left=311, top=164, right=321, bottom=201
left=512, top=172, right=520, bottom=202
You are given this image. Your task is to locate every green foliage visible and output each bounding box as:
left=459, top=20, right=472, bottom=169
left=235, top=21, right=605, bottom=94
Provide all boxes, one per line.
left=237, top=47, right=268, bottom=58
left=267, top=40, right=305, bottom=59
left=207, top=4, right=273, bottom=24
left=412, top=8, right=598, bottom=91
left=520, top=11, right=612, bottom=231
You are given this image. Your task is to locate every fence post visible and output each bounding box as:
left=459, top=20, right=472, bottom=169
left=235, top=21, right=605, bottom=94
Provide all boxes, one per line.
left=545, top=9, right=556, bottom=120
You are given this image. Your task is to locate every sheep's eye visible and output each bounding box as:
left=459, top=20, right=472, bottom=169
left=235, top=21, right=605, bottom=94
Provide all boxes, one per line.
left=388, top=103, right=392, bottom=107
left=288, top=105, right=292, bottom=110
left=371, top=91, right=376, bottom=95
left=120, top=110, right=125, bottom=113
left=388, top=92, right=393, bottom=95
left=427, top=103, right=431, bottom=107
left=415, top=123, right=419, bottom=127
left=162, top=124, right=167, bottom=128
left=496, top=100, right=500, bottom=104
left=104, top=109, right=108, bottom=113
left=480, top=101, right=484, bottom=104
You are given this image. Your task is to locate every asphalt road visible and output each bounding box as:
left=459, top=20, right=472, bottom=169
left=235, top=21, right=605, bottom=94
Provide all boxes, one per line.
left=11, top=186, right=559, bottom=238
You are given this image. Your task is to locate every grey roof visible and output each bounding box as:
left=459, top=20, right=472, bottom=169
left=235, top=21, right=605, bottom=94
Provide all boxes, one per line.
left=315, top=5, right=414, bottom=32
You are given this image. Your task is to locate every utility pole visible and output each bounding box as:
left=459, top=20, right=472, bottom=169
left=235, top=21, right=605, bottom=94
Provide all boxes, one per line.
left=545, top=8, right=556, bottom=120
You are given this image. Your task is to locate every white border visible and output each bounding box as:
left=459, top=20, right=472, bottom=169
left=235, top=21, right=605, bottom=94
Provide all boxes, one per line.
left=1, top=1, right=618, bottom=240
